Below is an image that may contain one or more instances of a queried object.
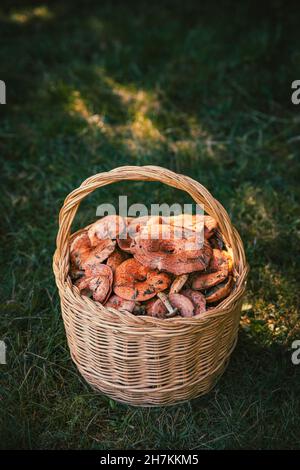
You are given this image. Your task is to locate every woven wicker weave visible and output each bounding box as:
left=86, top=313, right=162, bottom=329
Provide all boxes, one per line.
left=53, top=166, right=249, bottom=406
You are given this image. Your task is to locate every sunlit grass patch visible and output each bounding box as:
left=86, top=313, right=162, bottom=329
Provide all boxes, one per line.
left=10, top=5, right=53, bottom=24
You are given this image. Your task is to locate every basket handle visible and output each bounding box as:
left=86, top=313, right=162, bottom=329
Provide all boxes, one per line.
left=55, top=165, right=243, bottom=268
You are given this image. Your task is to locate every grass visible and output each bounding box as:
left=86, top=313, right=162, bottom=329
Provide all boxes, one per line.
left=1, top=0, right=300, bottom=450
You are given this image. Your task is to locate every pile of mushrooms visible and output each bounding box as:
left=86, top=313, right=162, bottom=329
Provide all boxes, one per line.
left=69, top=214, right=234, bottom=318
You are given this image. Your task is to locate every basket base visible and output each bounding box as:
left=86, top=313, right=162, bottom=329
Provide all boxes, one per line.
left=90, top=360, right=229, bottom=407
left=70, top=336, right=237, bottom=407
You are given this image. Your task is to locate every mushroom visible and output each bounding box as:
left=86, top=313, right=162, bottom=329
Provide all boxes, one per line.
left=167, top=214, right=218, bottom=240
left=170, top=274, right=189, bottom=294
left=75, top=264, right=113, bottom=303
left=209, top=249, right=232, bottom=272
left=127, top=215, right=165, bottom=238
left=157, top=292, right=178, bottom=317
left=205, top=276, right=233, bottom=303
left=74, top=275, right=93, bottom=297
left=181, top=289, right=206, bottom=315
left=133, top=223, right=212, bottom=275
left=106, top=248, right=129, bottom=273
left=70, top=231, right=115, bottom=270
left=105, top=294, right=135, bottom=313
left=192, top=249, right=232, bottom=290
left=89, top=275, right=113, bottom=303
left=113, top=258, right=172, bottom=301
left=116, top=233, right=136, bottom=253
left=87, top=215, right=127, bottom=246
left=203, top=216, right=218, bottom=239
left=192, top=270, right=227, bottom=290
left=168, top=293, right=194, bottom=318
left=167, top=213, right=200, bottom=230
left=84, top=263, right=113, bottom=282
left=145, top=297, right=168, bottom=318
left=70, top=232, right=91, bottom=268
left=116, top=216, right=162, bottom=254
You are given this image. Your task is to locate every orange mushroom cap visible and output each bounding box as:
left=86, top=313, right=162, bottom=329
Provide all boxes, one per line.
left=88, top=215, right=127, bottom=246
left=106, top=248, right=130, bottom=273
left=133, top=223, right=212, bottom=275
left=166, top=214, right=218, bottom=240
left=75, top=264, right=113, bottom=304
left=89, top=275, right=112, bottom=303
left=70, top=231, right=115, bottom=270
left=192, top=249, right=232, bottom=290
left=113, top=258, right=171, bottom=301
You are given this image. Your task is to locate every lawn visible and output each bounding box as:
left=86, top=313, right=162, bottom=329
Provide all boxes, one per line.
left=1, top=0, right=300, bottom=450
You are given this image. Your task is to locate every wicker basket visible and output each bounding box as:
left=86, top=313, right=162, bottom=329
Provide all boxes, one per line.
left=53, top=166, right=249, bottom=406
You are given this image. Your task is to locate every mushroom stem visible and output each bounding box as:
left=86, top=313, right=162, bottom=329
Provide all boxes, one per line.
left=170, top=274, right=189, bottom=294
left=157, top=292, right=178, bottom=317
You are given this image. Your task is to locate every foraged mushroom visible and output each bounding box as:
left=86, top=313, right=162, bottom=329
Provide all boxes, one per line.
left=170, top=274, right=189, bottom=294
left=70, top=231, right=115, bottom=270
left=169, top=293, right=194, bottom=317
left=105, top=294, right=135, bottom=313
left=106, top=248, right=129, bottom=273
left=89, top=275, right=112, bottom=303
left=167, top=214, right=204, bottom=238
left=192, top=269, right=227, bottom=290
left=70, top=232, right=91, bottom=268
left=74, top=275, right=93, bottom=297
left=204, top=216, right=218, bottom=239
left=209, top=249, right=232, bottom=272
left=127, top=215, right=165, bottom=239
left=181, top=289, right=206, bottom=315
left=134, top=224, right=212, bottom=275
left=192, top=249, right=232, bottom=290
left=167, top=214, right=218, bottom=240
left=145, top=297, right=168, bottom=318
left=134, top=242, right=213, bottom=275
left=114, top=258, right=171, bottom=301
left=205, top=276, right=233, bottom=304
left=157, top=292, right=178, bottom=317
left=87, top=215, right=127, bottom=246
left=75, top=264, right=113, bottom=303
left=84, top=263, right=113, bottom=283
